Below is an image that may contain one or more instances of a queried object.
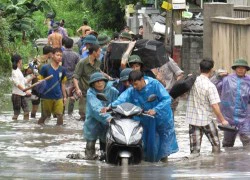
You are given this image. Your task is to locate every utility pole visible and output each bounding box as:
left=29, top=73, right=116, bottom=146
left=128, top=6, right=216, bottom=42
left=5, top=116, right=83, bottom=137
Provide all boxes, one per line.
left=164, top=0, right=173, bottom=57
left=164, top=0, right=184, bottom=64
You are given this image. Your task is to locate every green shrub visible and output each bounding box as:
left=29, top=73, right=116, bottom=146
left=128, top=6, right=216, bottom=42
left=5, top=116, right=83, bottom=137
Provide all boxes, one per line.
left=0, top=17, right=12, bottom=73
left=32, top=11, right=49, bottom=38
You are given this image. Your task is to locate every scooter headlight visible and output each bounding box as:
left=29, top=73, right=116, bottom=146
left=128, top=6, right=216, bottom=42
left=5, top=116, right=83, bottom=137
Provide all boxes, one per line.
left=111, top=124, right=126, bottom=144
left=129, top=126, right=143, bottom=145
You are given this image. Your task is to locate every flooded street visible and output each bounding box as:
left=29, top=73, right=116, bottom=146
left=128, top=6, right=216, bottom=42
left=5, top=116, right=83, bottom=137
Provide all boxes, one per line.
left=0, top=96, right=249, bottom=179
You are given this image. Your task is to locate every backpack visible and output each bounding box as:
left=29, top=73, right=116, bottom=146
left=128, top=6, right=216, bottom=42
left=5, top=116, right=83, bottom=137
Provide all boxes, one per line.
left=169, top=74, right=197, bottom=99
left=34, top=64, right=65, bottom=97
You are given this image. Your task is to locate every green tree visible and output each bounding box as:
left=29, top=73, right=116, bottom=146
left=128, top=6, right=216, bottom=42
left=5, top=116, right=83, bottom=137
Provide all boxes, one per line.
left=44, top=0, right=89, bottom=37
left=0, top=0, right=53, bottom=73
left=0, top=16, right=12, bottom=72
left=80, top=0, right=144, bottom=31
left=0, top=0, right=53, bottom=41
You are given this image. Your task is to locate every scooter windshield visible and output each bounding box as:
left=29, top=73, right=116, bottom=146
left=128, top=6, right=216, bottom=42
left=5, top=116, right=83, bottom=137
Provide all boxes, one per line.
left=114, top=103, right=142, bottom=117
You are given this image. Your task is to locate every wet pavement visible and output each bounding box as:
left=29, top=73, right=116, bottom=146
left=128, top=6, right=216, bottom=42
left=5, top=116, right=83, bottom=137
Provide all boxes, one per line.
left=0, top=96, right=249, bottom=179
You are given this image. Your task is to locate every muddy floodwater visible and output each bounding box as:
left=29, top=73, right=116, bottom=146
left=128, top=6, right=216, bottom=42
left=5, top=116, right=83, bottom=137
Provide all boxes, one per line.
left=0, top=96, right=249, bottom=179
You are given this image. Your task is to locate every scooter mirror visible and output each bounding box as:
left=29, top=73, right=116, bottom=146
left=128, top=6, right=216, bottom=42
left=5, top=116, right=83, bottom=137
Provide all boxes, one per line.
left=96, top=93, right=108, bottom=101
left=147, top=94, right=157, bottom=102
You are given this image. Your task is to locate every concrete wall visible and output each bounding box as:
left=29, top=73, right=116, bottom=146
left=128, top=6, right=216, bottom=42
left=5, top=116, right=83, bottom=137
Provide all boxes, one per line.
left=181, top=19, right=203, bottom=75
left=227, top=0, right=250, bottom=6
left=203, top=3, right=233, bottom=59
left=142, top=14, right=155, bottom=40
left=182, top=35, right=203, bottom=75
left=127, top=15, right=139, bottom=34
left=211, top=17, right=250, bottom=72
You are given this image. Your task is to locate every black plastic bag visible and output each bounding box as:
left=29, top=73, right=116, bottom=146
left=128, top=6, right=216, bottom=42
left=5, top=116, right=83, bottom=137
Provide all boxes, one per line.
left=218, top=125, right=239, bottom=132
left=104, top=42, right=129, bottom=78
left=169, top=74, right=197, bottom=99
left=132, top=39, right=169, bottom=69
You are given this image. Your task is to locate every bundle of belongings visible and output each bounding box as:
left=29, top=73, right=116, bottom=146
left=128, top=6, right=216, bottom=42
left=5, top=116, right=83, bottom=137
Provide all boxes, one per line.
left=103, top=39, right=169, bottom=78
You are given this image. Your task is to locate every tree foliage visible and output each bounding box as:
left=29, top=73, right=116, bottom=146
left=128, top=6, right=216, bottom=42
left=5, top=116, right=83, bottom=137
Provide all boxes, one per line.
left=0, top=0, right=53, bottom=41
left=83, top=0, right=126, bottom=31
left=78, top=0, right=147, bottom=32
left=0, top=0, right=54, bottom=73
left=0, top=17, right=12, bottom=72
left=43, top=0, right=89, bottom=36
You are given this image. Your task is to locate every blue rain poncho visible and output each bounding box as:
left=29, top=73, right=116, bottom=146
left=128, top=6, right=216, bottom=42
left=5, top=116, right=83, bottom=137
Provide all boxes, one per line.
left=112, top=76, right=179, bottom=162
left=214, top=74, right=250, bottom=133
left=84, top=85, right=119, bottom=142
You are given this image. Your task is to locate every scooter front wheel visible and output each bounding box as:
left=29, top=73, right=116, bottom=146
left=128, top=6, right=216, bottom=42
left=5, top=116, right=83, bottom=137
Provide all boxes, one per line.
left=121, top=157, right=129, bottom=166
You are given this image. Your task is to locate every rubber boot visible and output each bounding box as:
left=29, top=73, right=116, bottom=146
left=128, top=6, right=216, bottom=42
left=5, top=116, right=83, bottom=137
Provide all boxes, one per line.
left=160, top=156, right=168, bottom=163
left=31, top=105, right=38, bottom=118
left=23, top=112, right=29, bottom=120
left=85, top=140, right=97, bottom=160
left=12, top=114, right=19, bottom=120
left=99, top=140, right=106, bottom=152
left=56, top=114, right=63, bottom=125
left=212, top=146, right=221, bottom=154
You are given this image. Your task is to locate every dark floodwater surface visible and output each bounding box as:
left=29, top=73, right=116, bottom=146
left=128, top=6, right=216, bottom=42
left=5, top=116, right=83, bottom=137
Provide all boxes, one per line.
left=0, top=97, right=249, bottom=179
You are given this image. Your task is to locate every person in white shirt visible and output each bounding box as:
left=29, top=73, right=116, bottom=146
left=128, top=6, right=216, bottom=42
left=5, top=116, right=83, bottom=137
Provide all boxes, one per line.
left=11, top=54, right=33, bottom=120
left=186, top=58, right=228, bottom=156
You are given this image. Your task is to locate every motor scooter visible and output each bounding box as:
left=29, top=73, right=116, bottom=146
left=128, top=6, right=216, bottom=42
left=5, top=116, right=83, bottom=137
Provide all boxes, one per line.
left=97, top=93, right=156, bottom=166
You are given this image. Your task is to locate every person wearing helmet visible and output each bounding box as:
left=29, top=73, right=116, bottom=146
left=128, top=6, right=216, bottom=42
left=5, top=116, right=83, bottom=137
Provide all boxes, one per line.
left=120, top=68, right=132, bottom=88
left=128, top=55, right=155, bottom=78
left=98, top=34, right=110, bottom=71
left=212, top=58, right=250, bottom=148
left=105, top=70, right=178, bottom=162
left=22, top=64, right=33, bottom=77
left=83, top=72, right=119, bottom=160
left=114, top=68, right=132, bottom=94
left=80, top=35, right=98, bottom=58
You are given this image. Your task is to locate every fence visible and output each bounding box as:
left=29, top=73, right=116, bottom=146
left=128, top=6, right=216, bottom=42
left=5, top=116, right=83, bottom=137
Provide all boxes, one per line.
left=211, top=17, right=250, bottom=72
left=234, top=7, right=250, bottom=18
